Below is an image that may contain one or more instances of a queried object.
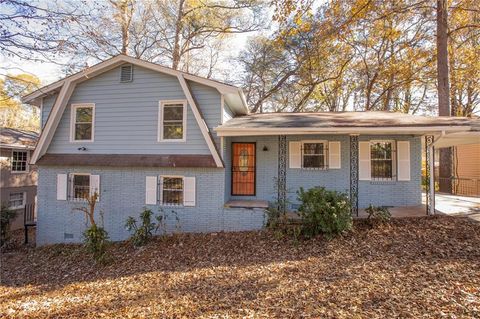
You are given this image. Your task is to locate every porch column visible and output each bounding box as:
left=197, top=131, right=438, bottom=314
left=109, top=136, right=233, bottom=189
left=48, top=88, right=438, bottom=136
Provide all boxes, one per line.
left=277, top=135, right=287, bottom=213
left=350, top=135, right=359, bottom=216
left=425, top=135, right=435, bottom=215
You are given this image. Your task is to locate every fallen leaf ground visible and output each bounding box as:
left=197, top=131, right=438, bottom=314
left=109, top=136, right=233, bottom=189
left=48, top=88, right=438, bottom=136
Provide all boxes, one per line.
left=1, top=216, right=479, bottom=318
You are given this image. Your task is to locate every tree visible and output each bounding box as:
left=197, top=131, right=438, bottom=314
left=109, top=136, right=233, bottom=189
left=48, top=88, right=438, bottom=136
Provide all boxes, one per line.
left=437, top=0, right=452, bottom=193
left=0, top=73, right=41, bottom=131
left=0, top=0, right=81, bottom=65
left=63, top=0, right=265, bottom=78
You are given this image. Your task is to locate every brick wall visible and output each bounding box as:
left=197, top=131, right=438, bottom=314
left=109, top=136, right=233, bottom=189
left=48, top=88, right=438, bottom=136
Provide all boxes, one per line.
left=37, top=166, right=265, bottom=245
left=223, top=134, right=422, bottom=209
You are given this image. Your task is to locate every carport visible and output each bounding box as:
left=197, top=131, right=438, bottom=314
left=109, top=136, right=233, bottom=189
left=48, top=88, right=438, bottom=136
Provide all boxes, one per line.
left=424, top=124, right=480, bottom=216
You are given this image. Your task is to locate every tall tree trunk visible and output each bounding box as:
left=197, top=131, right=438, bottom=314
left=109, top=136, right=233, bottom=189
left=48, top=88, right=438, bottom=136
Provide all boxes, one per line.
left=171, top=0, right=185, bottom=70
left=437, top=0, right=452, bottom=193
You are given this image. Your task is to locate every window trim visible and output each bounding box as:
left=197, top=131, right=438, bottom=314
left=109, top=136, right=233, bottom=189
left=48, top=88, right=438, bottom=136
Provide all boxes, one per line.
left=301, top=140, right=328, bottom=170
left=9, top=192, right=26, bottom=209
left=70, top=173, right=91, bottom=201
left=70, top=103, right=95, bottom=143
left=159, top=175, right=184, bottom=206
left=11, top=149, right=29, bottom=173
left=369, top=140, right=396, bottom=181
left=158, top=100, right=187, bottom=142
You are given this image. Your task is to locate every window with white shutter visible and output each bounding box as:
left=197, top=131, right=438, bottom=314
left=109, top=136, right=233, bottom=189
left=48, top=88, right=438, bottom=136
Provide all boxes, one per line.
left=289, top=141, right=301, bottom=168
left=359, top=141, right=371, bottom=181
left=183, top=177, right=196, bottom=206
left=145, top=176, right=158, bottom=205
left=328, top=141, right=341, bottom=169
left=397, top=141, right=411, bottom=181
left=57, top=174, right=68, bottom=200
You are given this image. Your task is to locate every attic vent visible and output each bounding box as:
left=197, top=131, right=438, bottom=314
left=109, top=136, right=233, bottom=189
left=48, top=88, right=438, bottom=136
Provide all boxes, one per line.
left=120, top=64, right=133, bottom=82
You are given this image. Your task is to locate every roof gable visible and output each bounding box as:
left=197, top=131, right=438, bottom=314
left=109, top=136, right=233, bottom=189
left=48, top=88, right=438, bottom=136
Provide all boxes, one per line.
left=22, top=55, right=248, bottom=115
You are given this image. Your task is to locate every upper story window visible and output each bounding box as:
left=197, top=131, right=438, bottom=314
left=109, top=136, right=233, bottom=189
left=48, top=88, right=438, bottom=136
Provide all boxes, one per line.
left=71, top=104, right=95, bottom=142
left=371, top=141, right=395, bottom=180
left=158, top=100, right=186, bottom=142
left=302, top=141, right=327, bottom=169
left=11, top=150, right=29, bottom=173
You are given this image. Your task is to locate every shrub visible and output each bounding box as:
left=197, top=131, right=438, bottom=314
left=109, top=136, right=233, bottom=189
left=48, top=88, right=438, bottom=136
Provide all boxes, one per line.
left=73, top=192, right=110, bottom=263
left=83, top=224, right=109, bottom=264
left=0, top=204, right=17, bottom=248
left=365, top=205, right=391, bottom=226
left=125, top=208, right=180, bottom=246
left=297, top=187, right=353, bottom=239
left=125, top=208, right=163, bottom=247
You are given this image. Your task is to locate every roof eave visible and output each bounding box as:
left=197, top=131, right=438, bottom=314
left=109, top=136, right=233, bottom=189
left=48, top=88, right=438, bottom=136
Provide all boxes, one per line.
left=214, top=125, right=472, bottom=137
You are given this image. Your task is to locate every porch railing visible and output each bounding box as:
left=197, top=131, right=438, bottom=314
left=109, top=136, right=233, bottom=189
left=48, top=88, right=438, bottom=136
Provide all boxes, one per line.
left=24, top=203, right=36, bottom=244
left=436, top=177, right=480, bottom=197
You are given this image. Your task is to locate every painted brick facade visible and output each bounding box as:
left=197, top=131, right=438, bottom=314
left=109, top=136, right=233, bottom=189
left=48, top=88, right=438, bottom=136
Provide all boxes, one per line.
left=37, top=134, right=422, bottom=245
left=37, top=166, right=265, bottom=245
left=224, top=134, right=422, bottom=209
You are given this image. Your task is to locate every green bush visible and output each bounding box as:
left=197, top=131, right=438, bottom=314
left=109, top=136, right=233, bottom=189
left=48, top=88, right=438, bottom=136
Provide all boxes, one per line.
left=297, top=187, right=353, bottom=239
left=365, top=205, right=391, bottom=226
left=1, top=204, right=17, bottom=247
left=83, top=224, right=109, bottom=264
left=125, top=208, right=163, bottom=247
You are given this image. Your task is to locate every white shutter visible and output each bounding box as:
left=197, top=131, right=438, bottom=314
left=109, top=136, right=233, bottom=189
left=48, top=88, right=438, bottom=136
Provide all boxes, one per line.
left=145, top=176, right=158, bottom=205
left=57, top=174, right=68, bottom=200
left=328, top=141, right=341, bottom=169
left=397, top=141, right=411, bottom=181
left=183, top=177, right=196, bottom=207
left=89, top=175, right=100, bottom=198
left=359, top=141, right=371, bottom=181
left=289, top=141, right=302, bottom=168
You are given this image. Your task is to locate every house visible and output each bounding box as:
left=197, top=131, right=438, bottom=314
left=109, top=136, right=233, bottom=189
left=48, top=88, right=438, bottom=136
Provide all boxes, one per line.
left=0, top=127, right=38, bottom=230
left=449, top=143, right=480, bottom=196
left=22, top=55, right=480, bottom=245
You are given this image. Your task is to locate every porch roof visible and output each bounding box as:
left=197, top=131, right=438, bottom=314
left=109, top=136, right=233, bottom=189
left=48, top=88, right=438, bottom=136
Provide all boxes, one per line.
left=215, top=111, right=480, bottom=137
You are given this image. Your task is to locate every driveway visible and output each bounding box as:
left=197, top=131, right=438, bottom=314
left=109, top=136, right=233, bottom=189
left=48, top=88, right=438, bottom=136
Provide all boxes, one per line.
left=430, top=193, right=480, bottom=222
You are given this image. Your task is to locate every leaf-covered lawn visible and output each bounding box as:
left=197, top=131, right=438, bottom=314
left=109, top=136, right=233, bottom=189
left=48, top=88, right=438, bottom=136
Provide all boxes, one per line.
left=1, top=216, right=479, bottom=318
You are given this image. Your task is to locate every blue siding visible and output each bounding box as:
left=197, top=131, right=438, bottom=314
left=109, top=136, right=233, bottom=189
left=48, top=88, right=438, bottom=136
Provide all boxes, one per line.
left=46, top=65, right=222, bottom=155
left=42, top=94, right=56, bottom=129
left=37, top=166, right=265, bottom=245
left=188, top=80, right=222, bottom=149
left=223, top=102, right=234, bottom=123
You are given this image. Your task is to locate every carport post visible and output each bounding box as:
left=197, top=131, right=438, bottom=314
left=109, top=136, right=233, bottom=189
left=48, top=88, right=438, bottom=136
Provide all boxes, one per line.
left=425, top=135, right=435, bottom=215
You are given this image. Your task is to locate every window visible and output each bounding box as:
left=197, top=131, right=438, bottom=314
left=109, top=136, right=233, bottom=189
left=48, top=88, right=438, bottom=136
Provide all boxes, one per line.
left=72, top=174, right=90, bottom=201
left=302, top=141, right=326, bottom=169
left=11, top=150, right=28, bottom=172
left=371, top=141, right=395, bottom=180
left=9, top=192, right=25, bottom=209
left=159, top=101, right=186, bottom=141
left=161, top=177, right=183, bottom=205
left=71, top=104, right=94, bottom=142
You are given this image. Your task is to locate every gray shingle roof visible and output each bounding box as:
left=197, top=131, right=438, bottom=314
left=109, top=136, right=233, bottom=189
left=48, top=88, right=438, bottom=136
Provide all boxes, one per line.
left=0, top=127, right=38, bottom=149
left=218, top=111, right=477, bottom=130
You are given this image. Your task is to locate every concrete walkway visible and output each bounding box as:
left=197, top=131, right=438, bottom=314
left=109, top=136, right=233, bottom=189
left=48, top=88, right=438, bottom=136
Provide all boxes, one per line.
left=431, top=193, right=480, bottom=222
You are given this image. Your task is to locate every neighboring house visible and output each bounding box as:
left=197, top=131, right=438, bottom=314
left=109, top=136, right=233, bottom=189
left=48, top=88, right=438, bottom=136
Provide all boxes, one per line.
left=0, top=127, right=38, bottom=230
left=452, top=143, right=480, bottom=196
left=22, top=55, right=480, bottom=245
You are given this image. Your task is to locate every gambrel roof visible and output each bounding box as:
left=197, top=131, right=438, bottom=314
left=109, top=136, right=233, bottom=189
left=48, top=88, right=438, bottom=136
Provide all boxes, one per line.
left=23, top=54, right=248, bottom=115
left=23, top=55, right=242, bottom=167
